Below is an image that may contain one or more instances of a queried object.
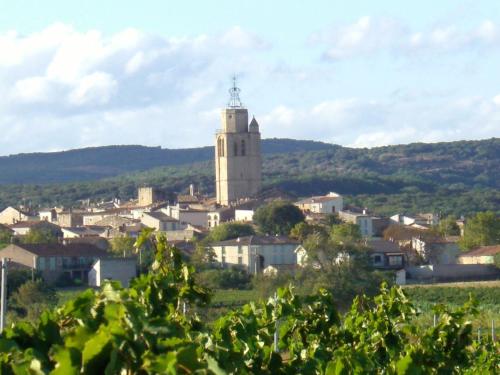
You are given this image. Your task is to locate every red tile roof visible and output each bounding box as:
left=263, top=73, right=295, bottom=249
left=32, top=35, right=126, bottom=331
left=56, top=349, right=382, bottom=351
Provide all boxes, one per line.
left=459, top=245, right=500, bottom=257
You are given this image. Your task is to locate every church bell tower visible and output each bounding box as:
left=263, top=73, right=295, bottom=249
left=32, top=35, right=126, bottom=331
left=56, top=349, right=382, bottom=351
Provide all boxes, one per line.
left=215, top=77, right=262, bottom=205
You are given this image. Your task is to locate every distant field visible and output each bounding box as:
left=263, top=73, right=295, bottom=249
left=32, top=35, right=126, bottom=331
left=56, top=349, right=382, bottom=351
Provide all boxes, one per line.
left=404, top=280, right=500, bottom=288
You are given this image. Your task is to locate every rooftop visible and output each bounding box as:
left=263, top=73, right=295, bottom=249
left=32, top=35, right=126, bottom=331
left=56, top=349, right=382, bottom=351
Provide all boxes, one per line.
left=212, top=235, right=300, bottom=246
left=459, top=245, right=500, bottom=257
left=143, top=211, right=178, bottom=222
left=5, top=243, right=107, bottom=257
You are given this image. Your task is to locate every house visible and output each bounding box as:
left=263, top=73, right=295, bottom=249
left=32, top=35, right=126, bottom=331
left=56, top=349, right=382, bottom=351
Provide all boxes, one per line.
left=338, top=210, right=373, bottom=237
left=161, top=205, right=209, bottom=228
left=234, top=199, right=264, bottom=222
left=0, top=243, right=108, bottom=284
left=88, top=257, right=137, bottom=287
left=9, top=221, right=61, bottom=237
left=141, top=211, right=184, bottom=231
left=371, top=217, right=391, bottom=237
left=390, top=213, right=439, bottom=227
left=39, top=208, right=57, bottom=223
left=207, top=207, right=234, bottom=228
left=411, top=237, right=460, bottom=264
left=366, top=239, right=406, bottom=269
left=210, top=235, right=300, bottom=274
left=82, top=207, right=137, bottom=226
left=164, top=224, right=206, bottom=241
left=61, top=226, right=106, bottom=239
left=457, top=245, right=500, bottom=265
left=57, top=211, right=84, bottom=227
left=93, top=215, right=135, bottom=229
left=295, top=192, right=343, bottom=214
left=0, top=207, right=37, bottom=225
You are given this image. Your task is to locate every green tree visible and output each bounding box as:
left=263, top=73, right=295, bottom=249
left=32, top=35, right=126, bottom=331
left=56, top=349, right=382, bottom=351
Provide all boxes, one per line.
left=289, top=222, right=327, bottom=241
left=253, top=200, right=305, bottom=235
left=330, top=222, right=362, bottom=243
left=437, top=215, right=460, bottom=237
left=459, top=211, right=500, bottom=250
left=22, top=222, right=62, bottom=244
left=206, top=222, right=255, bottom=242
left=191, top=239, right=216, bottom=268
left=494, top=253, right=500, bottom=269
left=9, top=280, right=58, bottom=322
left=0, top=228, right=12, bottom=248
left=110, top=234, right=136, bottom=257
left=297, top=230, right=383, bottom=307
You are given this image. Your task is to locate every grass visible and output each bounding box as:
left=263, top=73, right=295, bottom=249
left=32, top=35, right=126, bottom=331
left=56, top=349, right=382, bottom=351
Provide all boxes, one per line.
left=404, top=280, right=500, bottom=288
left=211, top=289, right=261, bottom=305
left=56, top=287, right=89, bottom=305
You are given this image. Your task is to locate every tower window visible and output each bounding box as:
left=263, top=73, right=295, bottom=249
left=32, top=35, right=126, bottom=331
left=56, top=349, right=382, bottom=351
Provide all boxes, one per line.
left=234, top=141, right=238, bottom=156
left=218, top=138, right=225, bottom=157
left=241, top=140, right=246, bottom=156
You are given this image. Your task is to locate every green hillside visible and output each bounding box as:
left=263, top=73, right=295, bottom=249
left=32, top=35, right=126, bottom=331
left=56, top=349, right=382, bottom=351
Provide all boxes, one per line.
left=0, top=139, right=333, bottom=184
left=0, top=138, right=498, bottom=216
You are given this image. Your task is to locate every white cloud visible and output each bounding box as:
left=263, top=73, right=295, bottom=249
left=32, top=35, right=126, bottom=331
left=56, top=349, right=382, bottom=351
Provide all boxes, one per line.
left=315, top=17, right=500, bottom=60
left=12, top=76, right=51, bottom=102
left=260, top=94, right=500, bottom=148
left=0, top=22, right=498, bottom=155
left=68, top=72, right=117, bottom=105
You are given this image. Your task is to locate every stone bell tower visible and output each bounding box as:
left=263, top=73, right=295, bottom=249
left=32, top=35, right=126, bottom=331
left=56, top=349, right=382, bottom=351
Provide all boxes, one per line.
left=215, top=77, right=261, bottom=206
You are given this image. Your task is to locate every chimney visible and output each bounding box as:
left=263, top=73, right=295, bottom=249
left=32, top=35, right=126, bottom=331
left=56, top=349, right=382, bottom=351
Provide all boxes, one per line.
left=189, top=184, right=195, bottom=196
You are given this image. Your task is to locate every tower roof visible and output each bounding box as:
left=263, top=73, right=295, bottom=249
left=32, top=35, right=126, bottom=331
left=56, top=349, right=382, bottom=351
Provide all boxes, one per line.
left=227, top=75, right=244, bottom=108
left=249, top=116, right=259, bottom=132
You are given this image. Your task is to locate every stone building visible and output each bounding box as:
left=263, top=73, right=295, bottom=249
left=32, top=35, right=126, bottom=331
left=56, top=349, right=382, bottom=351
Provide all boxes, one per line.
left=138, top=186, right=158, bottom=207
left=215, top=79, right=261, bottom=206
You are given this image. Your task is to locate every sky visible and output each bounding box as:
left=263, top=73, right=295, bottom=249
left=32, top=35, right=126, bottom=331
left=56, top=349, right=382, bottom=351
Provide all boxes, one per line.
left=0, top=0, right=499, bottom=155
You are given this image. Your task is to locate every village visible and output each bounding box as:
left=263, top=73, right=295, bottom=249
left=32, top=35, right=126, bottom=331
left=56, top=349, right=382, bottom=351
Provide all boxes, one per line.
left=0, top=81, right=498, bottom=291
left=0, top=171, right=498, bottom=289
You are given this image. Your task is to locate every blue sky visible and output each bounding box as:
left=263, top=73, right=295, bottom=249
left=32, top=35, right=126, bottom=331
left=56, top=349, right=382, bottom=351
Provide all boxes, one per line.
left=0, top=0, right=499, bottom=154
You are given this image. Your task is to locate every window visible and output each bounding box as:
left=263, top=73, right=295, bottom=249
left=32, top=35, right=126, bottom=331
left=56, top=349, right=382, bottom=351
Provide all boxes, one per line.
left=49, top=257, right=56, bottom=271
left=238, top=246, right=242, bottom=254
left=388, top=255, right=403, bottom=266
left=233, top=141, right=238, bottom=156
left=38, top=257, right=45, bottom=270
left=241, top=139, right=246, bottom=156
left=373, top=255, right=382, bottom=264
left=217, top=138, right=225, bottom=157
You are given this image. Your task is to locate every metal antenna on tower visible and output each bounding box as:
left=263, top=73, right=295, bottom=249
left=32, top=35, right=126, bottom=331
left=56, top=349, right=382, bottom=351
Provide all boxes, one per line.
left=228, top=75, right=243, bottom=108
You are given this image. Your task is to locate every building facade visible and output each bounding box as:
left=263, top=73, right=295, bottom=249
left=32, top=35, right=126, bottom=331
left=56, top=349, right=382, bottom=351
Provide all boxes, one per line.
left=215, top=80, right=261, bottom=206
left=210, top=235, right=299, bottom=274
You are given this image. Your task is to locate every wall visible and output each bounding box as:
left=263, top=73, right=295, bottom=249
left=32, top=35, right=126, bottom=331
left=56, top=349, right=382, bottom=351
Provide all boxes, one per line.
left=406, top=264, right=500, bottom=282
left=92, top=258, right=137, bottom=287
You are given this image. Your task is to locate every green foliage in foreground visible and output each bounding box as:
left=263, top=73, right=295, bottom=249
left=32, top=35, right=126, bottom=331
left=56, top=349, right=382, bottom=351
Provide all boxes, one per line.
left=0, top=233, right=498, bottom=374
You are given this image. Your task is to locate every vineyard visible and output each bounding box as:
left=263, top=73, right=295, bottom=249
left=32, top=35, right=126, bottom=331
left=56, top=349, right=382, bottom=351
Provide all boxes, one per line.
left=0, top=232, right=498, bottom=374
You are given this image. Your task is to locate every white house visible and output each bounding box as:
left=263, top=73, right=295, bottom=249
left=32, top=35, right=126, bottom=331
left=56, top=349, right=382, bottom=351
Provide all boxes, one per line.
left=210, top=235, right=301, bottom=274
left=141, top=211, right=184, bottom=231
left=295, top=192, right=343, bottom=214
left=161, top=205, right=209, bottom=228
left=39, top=208, right=57, bottom=223
left=88, top=257, right=137, bottom=287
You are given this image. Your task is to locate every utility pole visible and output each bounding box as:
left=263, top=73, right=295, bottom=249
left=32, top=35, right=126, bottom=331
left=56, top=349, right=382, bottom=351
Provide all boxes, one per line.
left=0, top=258, right=8, bottom=333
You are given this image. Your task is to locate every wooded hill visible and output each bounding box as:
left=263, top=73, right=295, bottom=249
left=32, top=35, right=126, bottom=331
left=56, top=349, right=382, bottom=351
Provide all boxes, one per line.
left=0, top=138, right=498, bottom=216
left=0, top=139, right=332, bottom=184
